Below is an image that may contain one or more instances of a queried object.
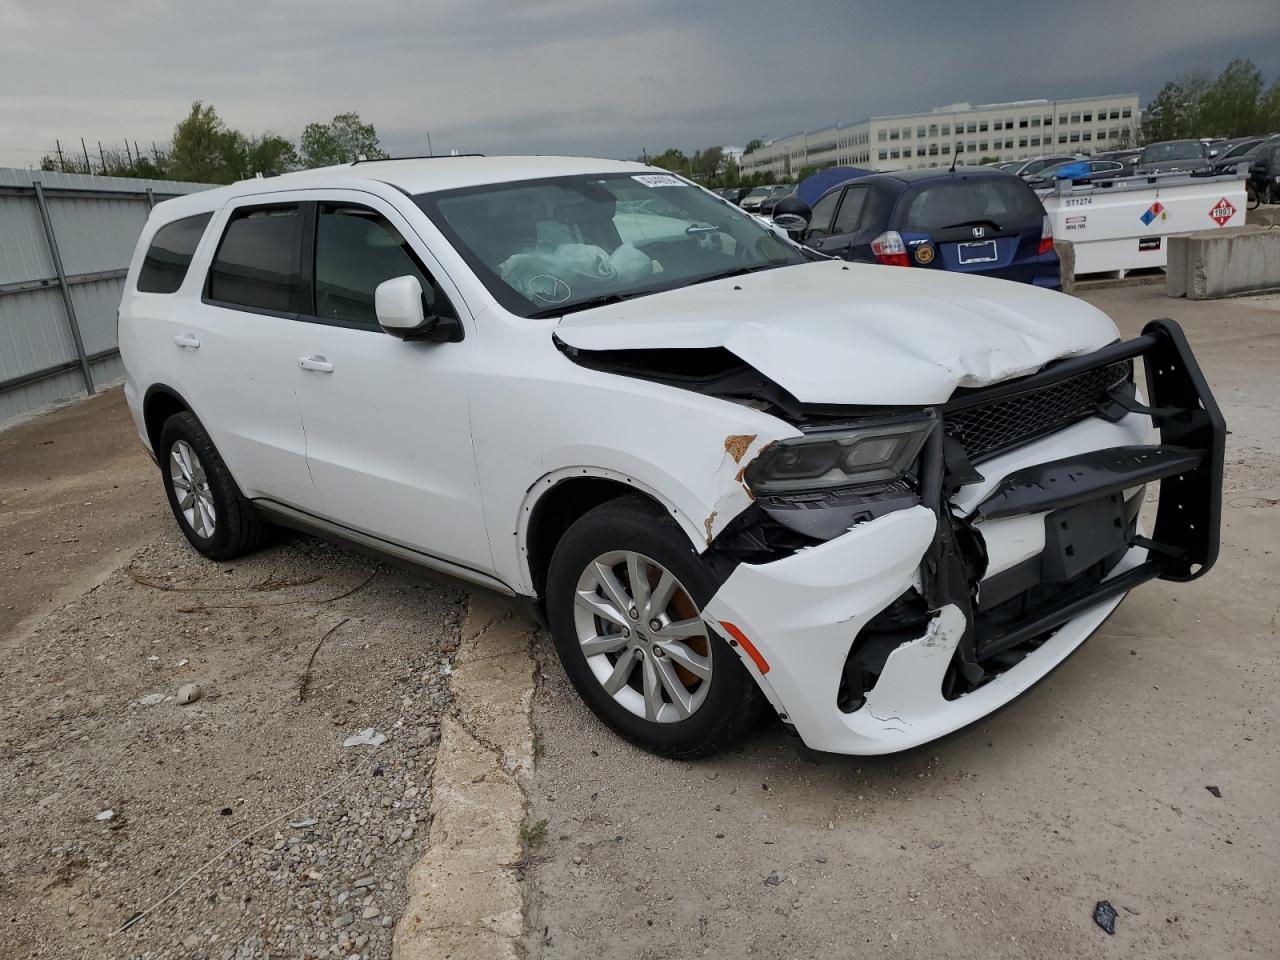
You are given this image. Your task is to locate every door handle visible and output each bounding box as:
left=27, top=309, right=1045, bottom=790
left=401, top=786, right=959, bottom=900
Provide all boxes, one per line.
left=173, top=334, right=201, bottom=349
left=298, top=355, right=335, bottom=373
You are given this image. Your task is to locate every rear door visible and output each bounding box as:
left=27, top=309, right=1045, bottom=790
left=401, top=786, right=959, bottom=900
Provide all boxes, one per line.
left=893, top=178, right=1045, bottom=284
left=805, top=184, right=887, bottom=262
left=181, top=196, right=317, bottom=506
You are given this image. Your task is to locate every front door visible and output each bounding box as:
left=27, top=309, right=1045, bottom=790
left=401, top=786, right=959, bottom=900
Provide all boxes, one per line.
left=291, top=192, right=494, bottom=577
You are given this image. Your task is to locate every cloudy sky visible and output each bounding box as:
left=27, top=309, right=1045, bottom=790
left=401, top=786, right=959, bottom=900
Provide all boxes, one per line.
left=2, top=0, right=1279, bottom=168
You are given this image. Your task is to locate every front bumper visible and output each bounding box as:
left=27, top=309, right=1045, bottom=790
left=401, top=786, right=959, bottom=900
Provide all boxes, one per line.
left=703, top=320, right=1225, bottom=755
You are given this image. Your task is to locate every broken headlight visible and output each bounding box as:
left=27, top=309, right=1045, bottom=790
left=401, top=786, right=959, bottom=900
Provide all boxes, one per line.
left=745, top=418, right=934, bottom=496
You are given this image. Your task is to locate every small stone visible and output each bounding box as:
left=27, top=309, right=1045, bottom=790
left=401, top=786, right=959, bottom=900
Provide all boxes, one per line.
left=400, top=827, right=414, bottom=841
left=177, top=683, right=201, bottom=705
left=335, top=913, right=355, bottom=928
left=361, top=906, right=379, bottom=920
left=764, top=871, right=784, bottom=887
left=353, top=876, right=376, bottom=889
left=381, top=917, right=393, bottom=928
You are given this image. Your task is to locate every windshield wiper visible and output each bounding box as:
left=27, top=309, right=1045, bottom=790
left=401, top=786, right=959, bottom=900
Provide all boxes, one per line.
left=687, top=263, right=782, bottom=287
left=527, top=292, right=650, bottom=320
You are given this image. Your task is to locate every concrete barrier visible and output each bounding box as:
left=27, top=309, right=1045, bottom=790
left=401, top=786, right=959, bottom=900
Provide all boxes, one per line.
left=1166, top=225, right=1280, bottom=300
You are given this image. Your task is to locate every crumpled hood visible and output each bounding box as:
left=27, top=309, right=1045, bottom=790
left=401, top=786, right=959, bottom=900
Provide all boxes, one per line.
left=555, top=260, right=1120, bottom=405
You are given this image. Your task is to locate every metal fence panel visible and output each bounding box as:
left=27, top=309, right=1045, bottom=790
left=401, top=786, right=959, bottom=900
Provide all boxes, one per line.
left=0, top=167, right=215, bottom=425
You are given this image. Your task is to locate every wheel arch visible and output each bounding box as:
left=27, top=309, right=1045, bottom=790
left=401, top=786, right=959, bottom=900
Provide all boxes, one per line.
left=518, top=467, right=708, bottom=601
left=142, top=383, right=195, bottom=458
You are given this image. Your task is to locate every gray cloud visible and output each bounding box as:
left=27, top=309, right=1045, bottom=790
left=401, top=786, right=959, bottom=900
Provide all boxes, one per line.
left=2, top=0, right=1278, bottom=168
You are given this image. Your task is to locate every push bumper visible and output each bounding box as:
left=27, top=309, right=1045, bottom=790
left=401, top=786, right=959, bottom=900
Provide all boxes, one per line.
left=703, top=319, right=1225, bottom=755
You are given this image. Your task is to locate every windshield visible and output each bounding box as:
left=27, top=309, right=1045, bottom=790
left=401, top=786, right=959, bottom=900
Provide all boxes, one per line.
left=415, top=173, right=804, bottom=318
left=746, top=187, right=772, bottom=198
left=1141, top=141, right=1206, bottom=163
left=901, top=179, right=1044, bottom=232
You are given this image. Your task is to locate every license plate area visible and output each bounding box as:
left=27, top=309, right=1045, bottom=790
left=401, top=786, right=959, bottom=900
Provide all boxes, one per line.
left=1042, top=493, right=1128, bottom=581
left=956, top=240, right=999, bottom=264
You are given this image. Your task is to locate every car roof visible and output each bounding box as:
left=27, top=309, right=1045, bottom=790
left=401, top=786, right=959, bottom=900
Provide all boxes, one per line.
left=813, top=166, right=1024, bottom=204
left=150, top=155, right=656, bottom=219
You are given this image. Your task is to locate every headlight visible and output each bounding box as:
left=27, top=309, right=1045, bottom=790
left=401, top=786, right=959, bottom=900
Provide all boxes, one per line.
left=745, top=418, right=934, bottom=495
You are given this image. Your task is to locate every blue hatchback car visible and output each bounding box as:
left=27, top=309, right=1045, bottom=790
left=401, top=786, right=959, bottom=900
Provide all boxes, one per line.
left=798, top=168, right=1060, bottom=288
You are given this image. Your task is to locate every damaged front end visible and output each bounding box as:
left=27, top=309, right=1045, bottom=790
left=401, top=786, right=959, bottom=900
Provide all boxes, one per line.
left=841, top=318, right=1224, bottom=719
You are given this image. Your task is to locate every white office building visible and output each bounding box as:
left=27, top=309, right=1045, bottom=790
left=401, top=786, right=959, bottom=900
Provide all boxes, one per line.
left=740, top=94, right=1141, bottom=179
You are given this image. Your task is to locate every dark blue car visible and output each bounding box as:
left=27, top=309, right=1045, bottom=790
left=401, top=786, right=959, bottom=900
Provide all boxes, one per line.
left=799, top=168, right=1060, bottom=288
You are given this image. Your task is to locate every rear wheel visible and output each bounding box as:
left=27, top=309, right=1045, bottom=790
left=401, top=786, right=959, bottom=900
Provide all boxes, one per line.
left=545, top=496, right=763, bottom=758
left=159, top=411, right=268, bottom=560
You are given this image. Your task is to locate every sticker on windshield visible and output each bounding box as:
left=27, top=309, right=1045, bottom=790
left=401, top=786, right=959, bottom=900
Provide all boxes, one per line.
left=632, top=174, right=685, bottom=188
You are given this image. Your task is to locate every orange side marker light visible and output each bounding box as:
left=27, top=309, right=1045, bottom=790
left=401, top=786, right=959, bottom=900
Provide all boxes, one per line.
left=719, top=621, right=770, bottom=675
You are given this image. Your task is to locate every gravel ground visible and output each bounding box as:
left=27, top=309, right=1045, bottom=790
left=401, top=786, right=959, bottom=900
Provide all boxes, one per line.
left=519, top=288, right=1280, bottom=959
left=0, top=531, right=466, bottom=960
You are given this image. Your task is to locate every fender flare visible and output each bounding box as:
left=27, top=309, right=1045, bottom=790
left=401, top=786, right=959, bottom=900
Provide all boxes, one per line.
left=514, top=465, right=711, bottom=597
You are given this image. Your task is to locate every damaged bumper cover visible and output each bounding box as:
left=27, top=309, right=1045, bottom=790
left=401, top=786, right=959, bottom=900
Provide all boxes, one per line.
left=702, top=319, right=1225, bottom=755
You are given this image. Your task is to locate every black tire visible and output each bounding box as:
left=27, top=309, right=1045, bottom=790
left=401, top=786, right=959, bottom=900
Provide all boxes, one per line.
left=545, top=496, right=764, bottom=758
left=158, top=411, right=268, bottom=560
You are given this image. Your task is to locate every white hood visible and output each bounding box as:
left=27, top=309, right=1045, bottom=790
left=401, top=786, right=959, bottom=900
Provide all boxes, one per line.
left=555, top=260, right=1120, bottom=405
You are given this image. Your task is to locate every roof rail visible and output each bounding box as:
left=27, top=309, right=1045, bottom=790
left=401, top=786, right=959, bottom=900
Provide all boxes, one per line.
left=350, top=153, right=486, bottom=165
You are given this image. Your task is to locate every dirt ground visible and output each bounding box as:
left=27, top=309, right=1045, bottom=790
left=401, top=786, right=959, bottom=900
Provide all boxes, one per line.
left=521, top=287, right=1280, bottom=960
left=1, top=285, right=1277, bottom=960
left=0, top=403, right=468, bottom=959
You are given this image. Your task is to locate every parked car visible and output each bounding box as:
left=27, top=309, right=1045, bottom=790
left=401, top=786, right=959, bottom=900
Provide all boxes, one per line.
left=1094, top=148, right=1142, bottom=172
left=1025, top=158, right=1126, bottom=188
left=739, top=185, right=778, bottom=212
left=715, top=186, right=749, bottom=205
left=793, top=167, right=1060, bottom=288
left=1212, top=136, right=1270, bottom=175
left=1008, top=155, right=1081, bottom=178
left=1249, top=138, right=1280, bottom=204
left=756, top=184, right=795, bottom=216
left=1135, top=139, right=1212, bottom=175
left=119, top=156, right=1224, bottom=759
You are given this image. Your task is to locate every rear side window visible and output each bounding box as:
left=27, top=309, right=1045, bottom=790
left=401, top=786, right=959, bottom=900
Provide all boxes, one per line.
left=831, top=186, right=869, bottom=234
left=313, top=204, right=447, bottom=324
left=900, top=180, right=1042, bottom=232
left=137, top=213, right=212, bottom=294
left=207, top=205, right=301, bottom=313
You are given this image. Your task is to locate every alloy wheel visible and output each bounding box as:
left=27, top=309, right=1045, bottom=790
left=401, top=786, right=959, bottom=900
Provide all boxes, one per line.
left=169, top=439, right=216, bottom=538
left=572, top=550, right=713, bottom=723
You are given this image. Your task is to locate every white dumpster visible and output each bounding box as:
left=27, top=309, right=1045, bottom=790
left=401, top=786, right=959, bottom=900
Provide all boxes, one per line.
left=1038, top=172, right=1247, bottom=277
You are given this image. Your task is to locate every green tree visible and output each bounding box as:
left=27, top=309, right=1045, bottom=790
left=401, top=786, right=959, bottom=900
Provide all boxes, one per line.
left=744, top=138, right=764, bottom=154
left=648, top=148, right=689, bottom=175
left=1200, top=58, right=1265, bottom=136
left=168, top=101, right=243, bottom=183
left=1261, top=79, right=1280, bottom=130
left=240, top=134, right=299, bottom=177
left=1145, top=71, right=1211, bottom=142
left=300, top=111, right=387, bottom=167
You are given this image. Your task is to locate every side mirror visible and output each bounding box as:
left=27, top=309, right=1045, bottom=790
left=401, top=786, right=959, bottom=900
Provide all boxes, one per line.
left=375, top=275, right=462, bottom=343
left=771, top=197, right=813, bottom=236
left=1208, top=148, right=1219, bottom=158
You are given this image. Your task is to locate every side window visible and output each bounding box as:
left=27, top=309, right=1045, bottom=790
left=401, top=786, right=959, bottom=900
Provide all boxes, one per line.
left=805, top=191, right=841, bottom=240
left=313, top=204, right=448, bottom=325
left=137, top=213, right=212, bottom=294
left=831, top=187, right=869, bottom=235
left=207, top=205, right=301, bottom=313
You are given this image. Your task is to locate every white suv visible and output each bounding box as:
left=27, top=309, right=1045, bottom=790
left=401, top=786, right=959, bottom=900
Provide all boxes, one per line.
left=119, top=156, right=1224, bottom=758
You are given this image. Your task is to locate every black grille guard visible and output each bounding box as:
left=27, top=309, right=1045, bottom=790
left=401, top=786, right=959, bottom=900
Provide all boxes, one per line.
left=919, top=319, right=1225, bottom=676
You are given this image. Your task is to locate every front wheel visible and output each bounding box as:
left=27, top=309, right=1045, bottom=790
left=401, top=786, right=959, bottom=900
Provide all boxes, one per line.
left=545, top=496, right=763, bottom=758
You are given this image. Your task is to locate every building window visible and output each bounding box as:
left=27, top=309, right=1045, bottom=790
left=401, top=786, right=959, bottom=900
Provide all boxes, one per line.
left=1044, top=115, right=1053, bottom=126
left=1031, top=117, right=1040, bottom=128
left=1083, top=131, right=1092, bottom=141
left=1083, top=112, right=1092, bottom=122
left=1070, top=112, right=1081, bottom=123
left=1019, top=118, right=1029, bottom=128
left=1005, top=138, right=1014, bottom=148
left=1030, top=137, right=1040, bottom=147
left=942, top=144, right=951, bottom=154
left=1070, top=132, right=1080, bottom=143
left=889, top=149, right=900, bottom=159
left=878, top=149, right=887, bottom=160
left=1060, top=113, right=1068, bottom=124
left=917, top=126, right=926, bottom=138
left=1122, top=107, right=1132, bottom=118
left=993, top=120, right=1002, bottom=131
left=928, top=144, right=938, bottom=155
left=878, top=130, right=887, bottom=141
left=979, top=121, right=988, bottom=132
left=979, top=141, right=988, bottom=151
left=1058, top=133, right=1068, bottom=144
left=966, top=122, right=977, bottom=133
left=1019, top=137, right=1028, bottom=148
